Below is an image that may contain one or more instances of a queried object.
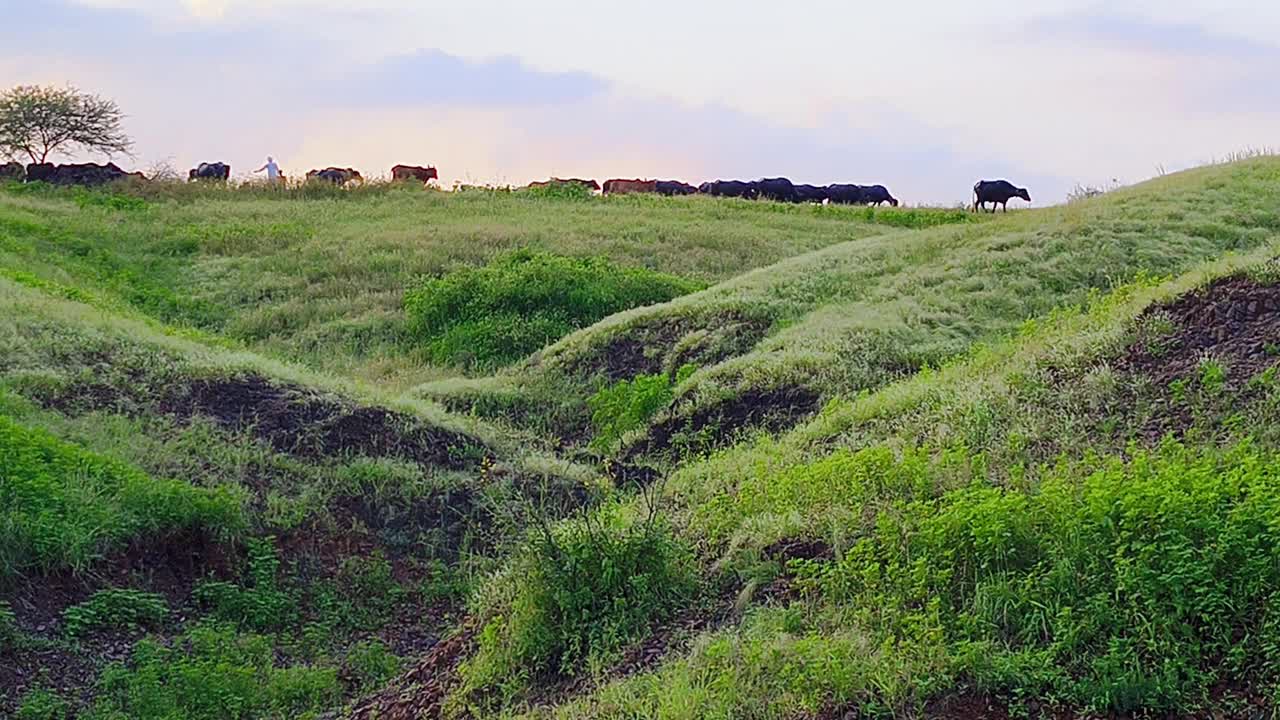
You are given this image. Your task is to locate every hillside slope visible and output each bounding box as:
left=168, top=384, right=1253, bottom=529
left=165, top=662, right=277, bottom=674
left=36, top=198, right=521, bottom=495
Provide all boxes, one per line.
left=424, top=158, right=1280, bottom=461
left=0, top=277, right=595, bottom=718
left=366, top=246, right=1280, bottom=720
left=0, top=183, right=918, bottom=388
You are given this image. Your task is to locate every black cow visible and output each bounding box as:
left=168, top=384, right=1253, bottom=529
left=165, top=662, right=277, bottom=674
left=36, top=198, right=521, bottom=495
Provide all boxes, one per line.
left=189, top=162, right=231, bottom=182
left=25, top=163, right=55, bottom=183
left=794, top=184, right=829, bottom=204
left=701, top=180, right=759, bottom=199
left=656, top=180, right=698, bottom=196
left=0, top=162, right=23, bottom=181
left=43, top=162, right=128, bottom=186
left=756, top=177, right=798, bottom=203
left=860, top=184, right=899, bottom=207
left=825, top=184, right=864, bottom=205
left=973, top=180, right=1031, bottom=212
left=308, top=167, right=363, bottom=185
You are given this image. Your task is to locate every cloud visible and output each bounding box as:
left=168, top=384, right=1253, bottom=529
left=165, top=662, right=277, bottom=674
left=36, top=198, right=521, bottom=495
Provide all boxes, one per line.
left=1026, top=11, right=1280, bottom=60
left=322, top=51, right=607, bottom=108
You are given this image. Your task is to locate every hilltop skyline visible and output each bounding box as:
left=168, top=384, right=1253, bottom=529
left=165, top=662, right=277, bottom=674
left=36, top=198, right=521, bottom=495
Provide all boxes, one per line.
left=5, top=0, right=1278, bottom=203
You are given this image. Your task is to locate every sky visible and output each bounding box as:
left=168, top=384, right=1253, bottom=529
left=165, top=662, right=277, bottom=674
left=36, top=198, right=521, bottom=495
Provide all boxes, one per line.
left=4, top=0, right=1278, bottom=204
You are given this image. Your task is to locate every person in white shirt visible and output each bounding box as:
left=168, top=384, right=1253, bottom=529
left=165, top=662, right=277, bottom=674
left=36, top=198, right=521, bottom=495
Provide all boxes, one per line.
left=254, top=156, right=281, bottom=184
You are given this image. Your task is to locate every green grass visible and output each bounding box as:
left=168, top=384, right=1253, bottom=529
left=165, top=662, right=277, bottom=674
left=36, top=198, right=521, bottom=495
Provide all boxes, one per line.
left=0, top=413, right=246, bottom=582
left=405, top=249, right=704, bottom=370
left=422, top=158, right=1280, bottom=459
left=0, top=181, right=907, bottom=388
left=6, top=158, right=1280, bottom=719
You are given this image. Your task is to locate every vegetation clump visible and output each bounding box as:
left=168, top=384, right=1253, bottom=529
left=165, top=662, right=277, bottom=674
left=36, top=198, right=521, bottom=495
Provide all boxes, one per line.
left=460, top=505, right=697, bottom=705
left=588, top=364, right=696, bottom=453
left=405, top=249, right=704, bottom=370
left=0, top=415, right=246, bottom=581
left=63, top=589, right=168, bottom=638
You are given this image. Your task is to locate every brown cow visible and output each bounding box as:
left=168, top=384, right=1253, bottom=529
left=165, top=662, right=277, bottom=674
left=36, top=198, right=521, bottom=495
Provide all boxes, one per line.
left=603, top=178, right=658, bottom=195
left=391, top=164, right=439, bottom=184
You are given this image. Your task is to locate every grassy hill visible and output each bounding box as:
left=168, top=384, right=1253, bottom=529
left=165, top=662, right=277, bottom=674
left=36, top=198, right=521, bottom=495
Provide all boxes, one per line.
left=426, top=159, right=1280, bottom=461
left=0, top=182, right=937, bottom=388
left=4, top=158, right=1280, bottom=719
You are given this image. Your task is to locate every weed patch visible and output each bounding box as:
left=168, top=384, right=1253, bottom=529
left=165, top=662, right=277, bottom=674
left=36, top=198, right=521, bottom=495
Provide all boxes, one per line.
left=0, top=415, right=246, bottom=581
left=588, top=364, right=696, bottom=454
left=405, top=249, right=703, bottom=370
left=63, top=589, right=168, bottom=638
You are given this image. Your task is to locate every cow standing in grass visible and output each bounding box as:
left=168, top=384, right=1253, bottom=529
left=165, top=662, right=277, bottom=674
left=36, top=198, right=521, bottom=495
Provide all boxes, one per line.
left=392, top=164, right=438, bottom=185
left=794, top=184, right=829, bottom=203
left=973, top=180, right=1031, bottom=212
left=603, top=179, right=658, bottom=195
left=656, top=180, right=698, bottom=196
left=308, top=167, right=363, bottom=185
left=860, top=185, right=899, bottom=207
left=756, top=177, right=798, bottom=203
left=189, top=162, right=230, bottom=182
left=0, top=162, right=23, bottom=181
left=700, top=180, right=759, bottom=199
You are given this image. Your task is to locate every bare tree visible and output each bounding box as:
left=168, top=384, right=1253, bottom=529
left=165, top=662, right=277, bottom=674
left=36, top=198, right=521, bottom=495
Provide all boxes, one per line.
left=0, top=85, right=132, bottom=165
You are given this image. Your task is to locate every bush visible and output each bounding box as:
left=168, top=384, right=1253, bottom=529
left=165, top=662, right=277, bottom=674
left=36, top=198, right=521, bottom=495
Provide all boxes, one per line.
left=588, top=364, right=697, bottom=454
left=85, top=622, right=341, bottom=720
left=344, top=639, right=403, bottom=692
left=462, top=508, right=697, bottom=703
left=404, top=249, right=704, bottom=370
left=788, top=441, right=1280, bottom=714
left=193, top=538, right=296, bottom=632
left=0, top=415, right=246, bottom=582
left=63, top=588, right=168, bottom=637
left=15, top=688, right=72, bottom=720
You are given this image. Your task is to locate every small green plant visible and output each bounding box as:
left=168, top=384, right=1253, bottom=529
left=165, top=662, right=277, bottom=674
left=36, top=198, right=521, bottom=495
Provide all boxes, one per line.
left=521, top=182, right=595, bottom=200
left=1198, top=358, right=1227, bottom=395
left=404, top=249, right=703, bottom=370
left=72, top=187, right=147, bottom=212
left=588, top=364, right=697, bottom=454
left=344, top=639, right=403, bottom=692
left=86, top=621, right=341, bottom=720
left=461, top=504, right=697, bottom=704
left=63, top=588, right=168, bottom=637
left=15, top=688, right=72, bottom=720
left=194, top=538, right=296, bottom=632
left=0, top=599, right=18, bottom=650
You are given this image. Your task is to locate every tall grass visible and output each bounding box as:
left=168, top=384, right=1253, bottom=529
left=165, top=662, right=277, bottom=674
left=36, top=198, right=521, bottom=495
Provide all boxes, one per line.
left=0, top=414, right=246, bottom=581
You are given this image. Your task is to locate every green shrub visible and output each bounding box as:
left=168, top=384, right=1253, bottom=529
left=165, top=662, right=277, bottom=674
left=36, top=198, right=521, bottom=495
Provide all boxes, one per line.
left=462, top=508, right=697, bottom=703
left=344, top=639, right=403, bottom=692
left=521, top=182, right=596, bottom=200
left=194, top=538, right=296, bottom=632
left=588, top=364, right=697, bottom=453
left=404, top=249, right=703, bottom=369
left=787, top=441, right=1280, bottom=714
left=63, top=589, right=168, bottom=637
left=0, top=415, right=246, bottom=582
left=85, top=622, right=341, bottom=720
left=15, top=688, right=72, bottom=720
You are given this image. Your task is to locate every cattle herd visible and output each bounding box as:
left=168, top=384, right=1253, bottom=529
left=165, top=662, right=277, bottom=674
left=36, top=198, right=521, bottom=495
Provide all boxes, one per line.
left=2, top=160, right=1033, bottom=212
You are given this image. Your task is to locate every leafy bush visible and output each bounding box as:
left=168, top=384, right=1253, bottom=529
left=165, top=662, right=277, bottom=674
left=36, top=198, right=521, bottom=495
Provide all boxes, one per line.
left=404, top=249, right=703, bottom=369
left=85, top=622, right=340, bottom=720
left=521, top=182, right=596, bottom=200
left=15, top=688, right=72, bottom=720
left=462, top=508, right=697, bottom=703
left=194, top=538, right=296, bottom=632
left=63, top=589, right=168, bottom=637
left=787, top=441, right=1280, bottom=714
left=588, top=364, right=697, bottom=453
left=0, top=415, right=246, bottom=581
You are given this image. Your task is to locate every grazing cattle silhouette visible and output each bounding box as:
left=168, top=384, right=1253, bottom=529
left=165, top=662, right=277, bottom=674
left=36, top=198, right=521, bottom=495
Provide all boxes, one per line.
left=859, top=184, right=899, bottom=207
left=307, top=167, right=363, bottom=185
left=603, top=178, right=658, bottom=195
left=656, top=180, right=698, bottom=196
left=0, top=162, right=23, bottom=181
left=756, top=177, right=798, bottom=203
left=700, top=180, right=759, bottom=199
left=794, top=184, right=829, bottom=203
left=825, top=184, right=864, bottom=205
left=26, top=162, right=129, bottom=186
left=973, top=180, right=1031, bottom=212
left=189, top=162, right=231, bottom=182
left=391, top=164, right=439, bottom=184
